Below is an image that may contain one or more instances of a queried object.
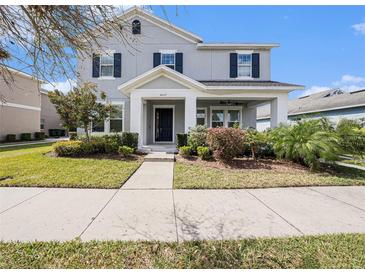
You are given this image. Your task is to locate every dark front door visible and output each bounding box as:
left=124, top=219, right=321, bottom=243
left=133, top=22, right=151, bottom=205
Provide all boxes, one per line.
left=155, top=108, right=173, bottom=142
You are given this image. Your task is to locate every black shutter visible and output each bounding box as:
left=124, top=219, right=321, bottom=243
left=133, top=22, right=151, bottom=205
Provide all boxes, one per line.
left=113, top=53, right=122, bottom=78
left=230, top=53, right=238, bottom=78
left=252, top=53, right=260, bottom=78
left=175, top=52, right=183, bottom=73
left=92, top=53, right=100, bottom=78
left=153, top=53, right=161, bottom=67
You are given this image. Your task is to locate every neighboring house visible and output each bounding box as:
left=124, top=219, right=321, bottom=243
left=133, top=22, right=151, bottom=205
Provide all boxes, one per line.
left=256, top=88, right=365, bottom=131
left=40, top=89, right=65, bottom=136
left=77, top=6, right=304, bottom=148
left=0, top=66, right=42, bottom=141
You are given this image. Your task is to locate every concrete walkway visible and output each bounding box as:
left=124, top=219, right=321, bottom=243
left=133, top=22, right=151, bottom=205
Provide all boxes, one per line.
left=1, top=186, right=365, bottom=242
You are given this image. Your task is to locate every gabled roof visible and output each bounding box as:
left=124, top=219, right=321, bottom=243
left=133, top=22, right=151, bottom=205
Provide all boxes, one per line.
left=118, top=66, right=304, bottom=94
left=257, top=88, right=365, bottom=119
left=1, top=65, right=44, bottom=82
left=196, top=43, right=279, bottom=50
left=118, top=65, right=207, bottom=93
left=120, top=6, right=203, bottom=43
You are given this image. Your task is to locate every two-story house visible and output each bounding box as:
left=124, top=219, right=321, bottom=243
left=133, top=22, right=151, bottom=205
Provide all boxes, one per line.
left=77, top=6, right=304, bottom=149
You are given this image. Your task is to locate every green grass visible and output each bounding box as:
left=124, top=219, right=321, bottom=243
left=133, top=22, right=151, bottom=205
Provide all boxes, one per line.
left=174, top=161, right=365, bottom=189
left=0, top=143, right=141, bottom=189
left=0, top=234, right=364, bottom=268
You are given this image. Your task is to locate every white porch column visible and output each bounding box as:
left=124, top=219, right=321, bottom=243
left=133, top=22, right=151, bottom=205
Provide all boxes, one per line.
left=270, top=94, right=288, bottom=128
left=130, top=93, right=143, bottom=147
left=242, top=107, right=257, bottom=129
left=184, top=96, right=197, bottom=133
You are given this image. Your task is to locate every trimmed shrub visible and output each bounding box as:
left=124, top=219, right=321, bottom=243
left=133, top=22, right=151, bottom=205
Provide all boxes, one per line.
left=119, top=145, right=134, bottom=157
left=20, top=133, right=32, bottom=141
left=176, top=133, right=188, bottom=148
left=121, top=132, right=138, bottom=150
left=49, top=129, right=66, bottom=137
left=5, top=134, right=16, bottom=142
left=69, top=132, right=77, bottom=140
left=188, top=125, right=208, bottom=153
left=53, top=141, right=83, bottom=157
left=207, top=128, right=245, bottom=162
left=244, top=129, right=271, bottom=160
left=197, top=146, right=211, bottom=160
left=34, top=132, right=45, bottom=140
left=179, top=146, right=192, bottom=157
left=336, top=118, right=365, bottom=158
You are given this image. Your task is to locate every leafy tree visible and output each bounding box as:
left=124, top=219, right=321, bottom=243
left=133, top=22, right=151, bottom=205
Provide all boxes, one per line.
left=48, top=82, right=116, bottom=141
left=269, top=118, right=340, bottom=171
left=336, top=119, right=365, bottom=159
left=244, top=129, right=268, bottom=160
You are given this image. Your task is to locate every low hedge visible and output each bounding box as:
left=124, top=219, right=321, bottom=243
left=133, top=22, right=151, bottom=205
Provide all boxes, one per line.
left=119, top=145, right=134, bottom=157
left=121, top=132, right=138, bottom=150
left=34, top=132, right=45, bottom=140
left=176, top=133, right=188, bottom=148
left=53, top=141, right=83, bottom=157
left=20, top=133, right=32, bottom=141
left=197, top=146, right=212, bottom=160
left=69, top=132, right=77, bottom=140
left=5, top=134, right=16, bottom=142
left=179, top=146, right=192, bottom=157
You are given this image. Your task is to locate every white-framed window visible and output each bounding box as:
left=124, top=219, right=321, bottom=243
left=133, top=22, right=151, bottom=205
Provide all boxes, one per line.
left=92, top=120, right=105, bottom=133
left=161, top=53, right=175, bottom=70
left=237, top=54, right=252, bottom=78
left=40, top=118, right=45, bottom=130
left=210, top=106, right=242, bottom=128
left=100, top=54, right=114, bottom=77
left=110, top=104, right=124, bottom=133
left=196, top=108, right=207, bottom=126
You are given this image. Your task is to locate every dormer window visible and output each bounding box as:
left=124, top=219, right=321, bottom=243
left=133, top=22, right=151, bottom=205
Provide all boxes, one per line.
left=132, top=20, right=141, bottom=34
left=237, top=54, right=252, bottom=78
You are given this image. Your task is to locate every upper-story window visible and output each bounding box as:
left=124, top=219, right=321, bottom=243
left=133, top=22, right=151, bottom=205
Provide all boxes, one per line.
left=237, top=54, right=252, bottom=78
left=132, top=20, right=141, bottom=34
left=161, top=53, right=175, bottom=70
left=100, top=54, right=114, bottom=77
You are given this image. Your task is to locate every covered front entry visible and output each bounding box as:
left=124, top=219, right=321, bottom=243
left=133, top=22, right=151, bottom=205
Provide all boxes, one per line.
left=154, top=106, right=173, bottom=142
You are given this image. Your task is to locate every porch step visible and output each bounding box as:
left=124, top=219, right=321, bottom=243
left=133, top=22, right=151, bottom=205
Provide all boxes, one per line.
left=139, top=145, right=177, bottom=154
left=144, top=152, right=175, bottom=162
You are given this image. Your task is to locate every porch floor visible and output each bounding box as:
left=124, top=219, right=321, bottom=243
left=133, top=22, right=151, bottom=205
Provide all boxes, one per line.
left=139, top=144, right=177, bottom=153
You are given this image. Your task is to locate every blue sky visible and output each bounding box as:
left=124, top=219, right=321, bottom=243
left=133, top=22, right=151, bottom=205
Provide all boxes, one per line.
left=151, top=5, right=365, bottom=99
left=7, top=5, right=365, bottom=100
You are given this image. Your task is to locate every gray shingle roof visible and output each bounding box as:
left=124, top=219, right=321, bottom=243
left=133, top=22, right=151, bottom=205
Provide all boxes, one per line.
left=198, top=80, right=303, bottom=87
left=257, top=88, right=365, bottom=119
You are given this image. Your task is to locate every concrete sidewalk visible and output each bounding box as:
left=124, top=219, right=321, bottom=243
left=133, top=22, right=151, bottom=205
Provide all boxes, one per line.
left=1, top=186, right=364, bottom=242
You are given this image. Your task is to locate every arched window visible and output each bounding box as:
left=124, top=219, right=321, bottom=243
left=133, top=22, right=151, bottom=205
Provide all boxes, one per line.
left=132, top=20, right=141, bottom=34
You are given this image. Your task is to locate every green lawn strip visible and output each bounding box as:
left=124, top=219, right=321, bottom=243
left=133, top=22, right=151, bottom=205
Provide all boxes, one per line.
left=0, top=143, right=55, bottom=158
left=174, top=162, right=365, bottom=189
left=0, top=234, right=364, bottom=268
left=0, top=143, right=141, bottom=189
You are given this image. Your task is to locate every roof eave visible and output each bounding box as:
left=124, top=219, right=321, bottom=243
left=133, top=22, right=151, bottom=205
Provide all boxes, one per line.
left=196, top=43, right=280, bottom=50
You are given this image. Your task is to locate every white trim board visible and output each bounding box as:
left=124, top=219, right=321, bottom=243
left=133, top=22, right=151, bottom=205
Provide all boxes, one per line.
left=1, top=102, right=41, bottom=111
left=152, top=105, right=175, bottom=144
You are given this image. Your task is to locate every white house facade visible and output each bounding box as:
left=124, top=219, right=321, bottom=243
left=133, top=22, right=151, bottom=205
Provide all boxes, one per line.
left=77, top=6, right=304, bottom=148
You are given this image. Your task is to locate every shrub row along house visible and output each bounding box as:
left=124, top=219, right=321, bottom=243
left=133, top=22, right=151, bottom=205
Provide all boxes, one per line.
left=77, top=6, right=304, bottom=150
left=256, top=88, right=365, bottom=131
left=0, top=66, right=64, bottom=141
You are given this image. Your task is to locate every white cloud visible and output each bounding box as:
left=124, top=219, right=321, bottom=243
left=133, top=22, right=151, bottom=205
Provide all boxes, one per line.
left=300, top=74, right=365, bottom=97
left=352, top=22, right=365, bottom=35
left=42, top=79, right=76, bottom=93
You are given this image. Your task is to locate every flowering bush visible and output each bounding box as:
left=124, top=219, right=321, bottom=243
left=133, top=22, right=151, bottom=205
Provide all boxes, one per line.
left=207, top=128, right=245, bottom=162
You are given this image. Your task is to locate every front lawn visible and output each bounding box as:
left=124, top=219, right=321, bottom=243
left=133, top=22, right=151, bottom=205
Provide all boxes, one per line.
left=174, top=156, right=365, bottom=189
left=0, top=143, right=141, bottom=189
left=0, top=233, right=364, bottom=268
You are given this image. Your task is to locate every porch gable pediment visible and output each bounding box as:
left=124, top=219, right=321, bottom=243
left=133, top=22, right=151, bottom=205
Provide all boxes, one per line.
left=136, top=75, right=188, bottom=90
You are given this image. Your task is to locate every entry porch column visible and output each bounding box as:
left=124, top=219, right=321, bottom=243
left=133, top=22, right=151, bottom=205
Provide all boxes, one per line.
left=184, top=96, right=197, bottom=133
left=270, top=94, right=288, bottom=128
left=130, top=93, right=143, bottom=147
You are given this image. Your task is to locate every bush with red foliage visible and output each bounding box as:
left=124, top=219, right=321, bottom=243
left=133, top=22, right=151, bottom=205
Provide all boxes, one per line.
left=207, top=128, right=246, bottom=162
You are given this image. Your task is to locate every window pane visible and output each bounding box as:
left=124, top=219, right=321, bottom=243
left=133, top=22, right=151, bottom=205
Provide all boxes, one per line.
left=212, top=110, right=224, bottom=122
left=238, top=54, right=251, bottom=65
left=110, top=120, right=123, bottom=132
left=238, top=66, right=251, bottom=77
left=111, top=105, right=123, bottom=119
left=101, top=65, right=113, bottom=77
left=101, top=55, right=113, bottom=65
left=212, top=122, right=224, bottom=128
left=161, top=53, right=175, bottom=65
left=228, top=110, right=240, bottom=122
left=92, top=120, right=104, bottom=132
left=196, top=109, right=206, bottom=126
left=197, top=118, right=205, bottom=126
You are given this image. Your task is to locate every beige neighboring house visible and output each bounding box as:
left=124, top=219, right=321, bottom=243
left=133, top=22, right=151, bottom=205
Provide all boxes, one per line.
left=40, top=89, right=64, bottom=136
left=0, top=67, right=42, bottom=141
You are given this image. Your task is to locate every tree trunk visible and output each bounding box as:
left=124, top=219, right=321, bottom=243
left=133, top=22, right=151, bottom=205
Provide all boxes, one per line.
left=84, top=123, right=90, bottom=142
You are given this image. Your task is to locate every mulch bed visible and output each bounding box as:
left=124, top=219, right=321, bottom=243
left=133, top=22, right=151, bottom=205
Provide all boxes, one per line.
left=45, top=151, right=144, bottom=162
left=176, top=154, right=309, bottom=173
